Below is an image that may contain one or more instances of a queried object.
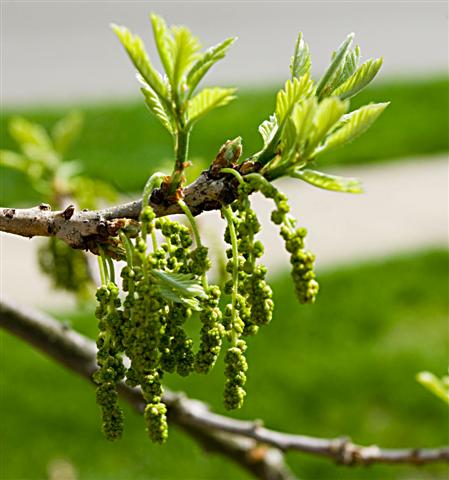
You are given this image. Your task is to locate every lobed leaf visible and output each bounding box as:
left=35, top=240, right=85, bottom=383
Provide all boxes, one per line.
left=150, top=13, right=174, bottom=80
left=333, top=57, right=383, bottom=100
left=186, top=37, right=237, bottom=96
left=275, top=74, right=315, bottom=124
left=316, top=102, right=389, bottom=155
left=291, top=97, right=317, bottom=152
left=151, top=269, right=208, bottom=299
left=306, top=97, right=348, bottom=154
left=171, top=26, right=202, bottom=90
left=291, top=168, right=363, bottom=193
left=187, top=87, right=236, bottom=125
left=111, top=24, right=166, bottom=100
left=290, top=32, right=311, bottom=79
left=258, top=114, right=278, bottom=148
left=157, top=284, right=202, bottom=310
left=141, top=83, right=175, bottom=134
left=316, top=33, right=354, bottom=99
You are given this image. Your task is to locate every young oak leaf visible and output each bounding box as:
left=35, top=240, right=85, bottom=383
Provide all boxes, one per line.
left=275, top=74, right=315, bottom=124
left=187, top=87, right=237, bottom=125
left=111, top=23, right=166, bottom=101
left=315, top=102, right=389, bottom=155
left=305, top=97, right=348, bottom=155
left=141, top=83, right=175, bottom=134
left=333, top=57, right=383, bottom=100
left=258, top=115, right=278, bottom=148
left=291, top=168, right=363, bottom=193
left=316, top=33, right=354, bottom=99
left=150, top=13, right=174, bottom=80
left=290, top=32, right=311, bottom=79
left=171, top=26, right=202, bottom=89
left=186, top=37, right=237, bottom=96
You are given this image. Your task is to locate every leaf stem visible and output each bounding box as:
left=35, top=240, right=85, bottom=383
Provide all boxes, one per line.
left=178, top=199, right=208, bottom=290
left=169, top=127, right=190, bottom=194
left=142, top=172, right=166, bottom=211
left=98, top=247, right=109, bottom=285
left=119, top=230, right=134, bottom=267
left=106, top=256, right=115, bottom=284
left=220, top=167, right=245, bottom=185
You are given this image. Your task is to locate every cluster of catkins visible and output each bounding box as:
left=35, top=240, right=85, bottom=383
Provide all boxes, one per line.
left=93, top=175, right=318, bottom=443
left=94, top=205, right=223, bottom=443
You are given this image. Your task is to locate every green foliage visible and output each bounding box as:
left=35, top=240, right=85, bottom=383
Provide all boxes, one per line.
left=316, top=102, right=389, bottom=156
left=187, top=87, right=237, bottom=126
left=140, top=85, right=174, bottom=134
left=290, top=32, right=311, bottom=79
left=333, top=58, right=384, bottom=100
left=315, top=33, right=354, bottom=99
left=253, top=31, right=387, bottom=194
left=186, top=37, right=237, bottom=94
left=2, top=78, right=446, bottom=205
left=113, top=14, right=237, bottom=192
left=111, top=24, right=166, bottom=101
left=290, top=168, right=363, bottom=193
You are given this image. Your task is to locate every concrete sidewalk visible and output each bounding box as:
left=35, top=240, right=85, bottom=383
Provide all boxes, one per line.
left=1, top=154, right=447, bottom=310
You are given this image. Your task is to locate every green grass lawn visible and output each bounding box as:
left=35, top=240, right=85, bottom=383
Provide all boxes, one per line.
left=1, top=250, right=448, bottom=480
left=1, top=77, right=448, bottom=206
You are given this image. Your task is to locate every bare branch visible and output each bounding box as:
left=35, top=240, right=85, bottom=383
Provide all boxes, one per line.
left=1, top=298, right=448, bottom=472
left=0, top=171, right=235, bottom=251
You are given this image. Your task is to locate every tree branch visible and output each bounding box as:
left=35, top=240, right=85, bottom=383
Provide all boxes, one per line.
left=0, top=171, right=236, bottom=251
left=1, top=298, right=448, bottom=474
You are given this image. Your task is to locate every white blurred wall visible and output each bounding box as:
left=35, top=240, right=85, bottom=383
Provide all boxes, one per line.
left=1, top=1, right=448, bottom=106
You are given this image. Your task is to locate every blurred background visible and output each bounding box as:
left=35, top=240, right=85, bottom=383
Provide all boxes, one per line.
left=1, top=1, right=448, bottom=479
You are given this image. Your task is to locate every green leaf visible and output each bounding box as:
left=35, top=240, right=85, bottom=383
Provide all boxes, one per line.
left=258, top=115, right=277, bottom=148
left=0, top=150, right=28, bottom=172
left=291, top=168, right=363, bottom=193
left=141, top=84, right=174, bottom=134
left=186, top=37, right=237, bottom=95
left=187, top=87, right=236, bottom=125
left=275, top=74, right=315, bottom=124
left=316, top=33, right=354, bottom=99
left=316, top=102, right=389, bottom=155
left=51, top=111, right=83, bottom=156
left=306, top=97, right=348, bottom=153
left=291, top=97, right=317, bottom=152
left=417, top=371, right=449, bottom=405
left=9, top=117, right=52, bottom=150
left=151, top=269, right=207, bottom=299
left=111, top=24, right=166, bottom=100
left=171, top=26, right=202, bottom=89
left=157, top=284, right=201, bottom=310
left=150, top=13, right=174, bottom=80
left=328, top=45, right=361, bottom=92
left=281, top=117, right=298, bottom=157
left=333, top=57, right=383, bottom=100
left=290, top=32, right=311, bottom=79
